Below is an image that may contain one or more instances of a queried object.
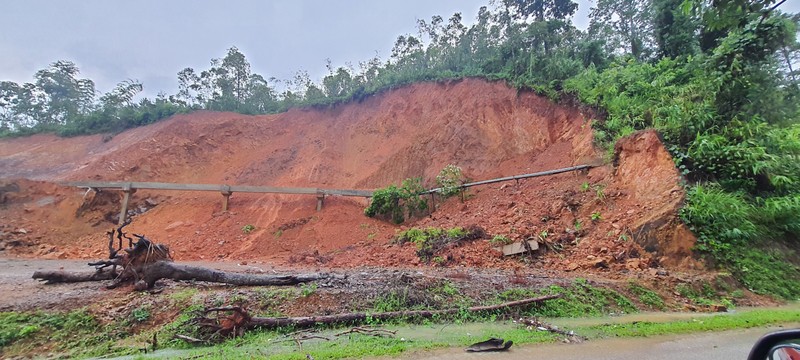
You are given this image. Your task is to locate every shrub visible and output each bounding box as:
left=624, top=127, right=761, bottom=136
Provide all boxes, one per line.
left=395, top=226, right=485, bottom=262
left=241, top=224, right=255, bottom=234
left=436, top=164, right=465, bottom=198
left=680, top=185, right=756, bottom=253
left=490, top=235, right=513, bottom=246
left=364, top=178, right=428, bottom=224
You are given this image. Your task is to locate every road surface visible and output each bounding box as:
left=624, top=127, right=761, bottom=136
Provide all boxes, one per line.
left=402, top=325, right=799, bottom=360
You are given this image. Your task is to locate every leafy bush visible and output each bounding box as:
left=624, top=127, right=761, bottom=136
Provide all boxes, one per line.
left=436, top=164, right=465, bottom=198
left=497, top=279, right=637, bottom=317
left=364, top=178, right=428, bottom=224
left=681, top=185, right=800, bottom=298
left=680, top=185, right=757, bottom=253
left=130, top=306, right=150, bottom=323
left=490, top=235, right=513, bottom=246
left=395, top=226, right=485, bottom=262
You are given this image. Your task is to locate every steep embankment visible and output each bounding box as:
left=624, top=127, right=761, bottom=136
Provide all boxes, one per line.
left=0, top=78, right=696, bottom=272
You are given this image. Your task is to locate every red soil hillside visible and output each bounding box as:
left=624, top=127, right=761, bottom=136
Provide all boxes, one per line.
left=0, top=78, right=697, bottom=272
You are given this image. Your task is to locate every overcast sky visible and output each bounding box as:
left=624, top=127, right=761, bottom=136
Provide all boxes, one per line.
left=1, top=1, right=796, bottom=98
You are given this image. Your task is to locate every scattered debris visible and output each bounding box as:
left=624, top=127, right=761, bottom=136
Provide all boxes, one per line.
left=494, top=240, right=539, bottom=256
left=466, top=338, right=513, bottom=352
left=179, top=295, right=561, bottom=343
left=335, top=327, right=396, bottom=338
left=516, top=317, right=586, bottom=343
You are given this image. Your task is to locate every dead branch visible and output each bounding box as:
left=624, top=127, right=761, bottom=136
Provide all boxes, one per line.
left=173, top=334, right=206, bottom=345
left=274, top=334, right=332, bottom=343
left=182, top=294, right=561, bottom=342
left=334, top=327, right=396, bottom=337
left=247, top=294, right=561, bottom=329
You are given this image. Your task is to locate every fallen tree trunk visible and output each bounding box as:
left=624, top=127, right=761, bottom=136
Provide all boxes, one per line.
left=138, top=261, right=328, bottom=289
left=32, top=221, right=328, bottom=290
left=32, top=268, right=117, bottom=284
left=33, top=262, right=328, bottom=289
left=189, top=294, right=562, bottom=338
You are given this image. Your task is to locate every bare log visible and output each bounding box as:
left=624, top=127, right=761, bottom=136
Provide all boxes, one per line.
left=138, top=261, right=328, bottom=289
left=245, top=294, right=561, bottom=329
left=31, top=223, right=328, bottom=290
left=33, top=261, right=328, bottom=288
left=33, top=268, right=117, bottom=284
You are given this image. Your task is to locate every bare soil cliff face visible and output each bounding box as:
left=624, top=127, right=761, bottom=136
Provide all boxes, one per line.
left=0, top=79, right=697, bottom=271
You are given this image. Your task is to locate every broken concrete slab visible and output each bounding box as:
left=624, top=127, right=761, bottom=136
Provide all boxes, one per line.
left=493, top=240, right=539, bottom=256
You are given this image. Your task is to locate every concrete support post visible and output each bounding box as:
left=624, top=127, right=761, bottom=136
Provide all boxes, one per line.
left=316, top=192, right=325, bottom=211
left=221, top=185, right=232, bottom=212
left=118, top=183, right=134, bottom=226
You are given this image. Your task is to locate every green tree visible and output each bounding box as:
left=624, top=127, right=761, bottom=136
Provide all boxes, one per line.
left=653, top=0, right=700, bottom=58
left=246, top=74, right=281, bottom=113
left=176, top=67, right=201, bottom=106
left=589, top=0, right=655, bottom=59
left=34, top=60, right=96, bottom=125
left=100, top=79, right=143, bottom=110
left=322, top=61, right=357, bottom=99
left=501, top=0, right=579, bottom=21
left=219, top=46, right=252, bottom=104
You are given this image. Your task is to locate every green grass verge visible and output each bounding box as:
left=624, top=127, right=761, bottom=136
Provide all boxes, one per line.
left=0, top=309, right=135, bottom=358
left=134, top=307, right=800, bottom=359
left=580, top=307, right=800, bottom=338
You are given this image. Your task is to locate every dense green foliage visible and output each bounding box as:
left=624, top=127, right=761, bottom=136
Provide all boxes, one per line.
left=562, top=14, right=800, bottom=296
left=364, top=178, right=428, bottom=224
left=1, top=0, right=799, bottom=296
left=0, top=64, right=189, bottom=136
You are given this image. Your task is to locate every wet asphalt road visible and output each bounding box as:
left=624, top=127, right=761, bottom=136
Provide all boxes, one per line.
left=403, top=325, right=798, bottom=360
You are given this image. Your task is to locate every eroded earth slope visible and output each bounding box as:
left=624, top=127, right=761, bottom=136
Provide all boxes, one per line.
left=0, top=78, right=697, bottom=274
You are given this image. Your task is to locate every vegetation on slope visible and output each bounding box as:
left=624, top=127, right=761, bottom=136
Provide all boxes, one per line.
left=1, top=0, right=798, bottom=297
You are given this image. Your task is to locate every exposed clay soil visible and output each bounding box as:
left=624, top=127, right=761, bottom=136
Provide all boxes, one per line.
left=1, top=78, right=775, bottom=315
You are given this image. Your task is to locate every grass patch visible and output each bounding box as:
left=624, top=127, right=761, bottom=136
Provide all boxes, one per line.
left=124, top=307, right=800, bottom=359
left=675, top=281, right=735, bottom=308
left=580, top=308, right=800, bottom=338
left=0, top=309, right=134, bottom=358
left=395, top=226, right=485, bottom=262
left=497, top=278, right=637, bottom=317
left=168, top=288, right=199, bottom=304
left=628, top=281, right=666, bottom=310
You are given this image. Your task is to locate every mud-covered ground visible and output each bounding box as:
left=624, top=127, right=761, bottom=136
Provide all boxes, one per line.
left=1, top=257, right=577, bottom=312
left=0, top=256, right=774, bottom=315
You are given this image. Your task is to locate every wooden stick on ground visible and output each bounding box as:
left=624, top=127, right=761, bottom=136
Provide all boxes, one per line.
left=248, top=293, right=562, bottom=329
left=335, top=327, right=397, bottom=337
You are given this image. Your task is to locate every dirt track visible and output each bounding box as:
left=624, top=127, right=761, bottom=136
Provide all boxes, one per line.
left=0, top=255, right=591, bottom=314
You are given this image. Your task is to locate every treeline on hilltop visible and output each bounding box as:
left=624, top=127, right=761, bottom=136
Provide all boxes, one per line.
left=2, top=0, right=800, bottom=298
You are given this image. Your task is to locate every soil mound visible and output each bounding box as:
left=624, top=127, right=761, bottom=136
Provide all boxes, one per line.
left=0, top=79, right=697, bottom=272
